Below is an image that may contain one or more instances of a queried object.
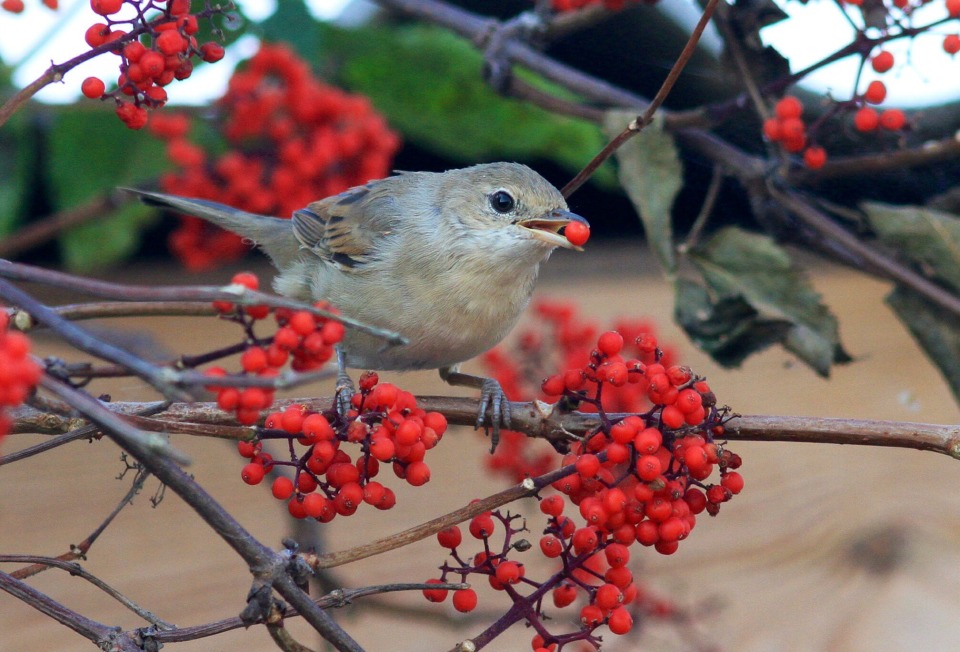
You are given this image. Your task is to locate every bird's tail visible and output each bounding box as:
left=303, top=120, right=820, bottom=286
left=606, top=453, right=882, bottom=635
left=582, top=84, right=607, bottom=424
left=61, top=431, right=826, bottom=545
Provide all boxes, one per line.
left=123, top=188, right=300, bottom=269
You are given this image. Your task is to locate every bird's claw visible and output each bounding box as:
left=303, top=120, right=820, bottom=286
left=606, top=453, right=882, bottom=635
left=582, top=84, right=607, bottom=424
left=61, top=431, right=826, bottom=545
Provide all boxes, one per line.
left=477, top=377, right=512, bottom=453
left=334, top=373, right=355, bottom=419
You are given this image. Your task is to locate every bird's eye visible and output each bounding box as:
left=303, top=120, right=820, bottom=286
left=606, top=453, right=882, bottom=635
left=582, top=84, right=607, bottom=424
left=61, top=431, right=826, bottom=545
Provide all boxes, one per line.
left=489, top=190, right=515, bottom=214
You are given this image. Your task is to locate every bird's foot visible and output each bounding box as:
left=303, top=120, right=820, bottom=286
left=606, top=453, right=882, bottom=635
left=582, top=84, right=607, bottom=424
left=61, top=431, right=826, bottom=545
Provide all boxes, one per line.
left=477, top=377, right=512, bottom=453
left=334, top=372, right=355, bottom=419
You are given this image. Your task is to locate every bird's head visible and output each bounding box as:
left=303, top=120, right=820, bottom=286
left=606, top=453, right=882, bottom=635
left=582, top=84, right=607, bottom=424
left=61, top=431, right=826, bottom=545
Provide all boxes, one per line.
left=435, top=162, right=590, bottom=253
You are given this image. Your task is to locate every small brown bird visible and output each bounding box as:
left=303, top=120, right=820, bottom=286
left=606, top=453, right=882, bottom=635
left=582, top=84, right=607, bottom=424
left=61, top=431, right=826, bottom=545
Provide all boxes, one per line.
left=129, top=162, right=588, bottom=447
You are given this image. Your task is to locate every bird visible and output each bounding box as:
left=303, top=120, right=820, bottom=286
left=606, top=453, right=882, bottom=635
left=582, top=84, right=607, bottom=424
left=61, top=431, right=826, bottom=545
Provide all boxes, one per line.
left=127, top=162, right=589, bottom=449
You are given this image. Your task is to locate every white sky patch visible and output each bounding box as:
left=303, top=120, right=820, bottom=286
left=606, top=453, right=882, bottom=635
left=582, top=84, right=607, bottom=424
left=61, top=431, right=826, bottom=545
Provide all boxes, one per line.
left=761, top=0, right=960, bottom=107
left=0, top=0, right=352, bottom=104
left=0, top=0, right=957, bottom=107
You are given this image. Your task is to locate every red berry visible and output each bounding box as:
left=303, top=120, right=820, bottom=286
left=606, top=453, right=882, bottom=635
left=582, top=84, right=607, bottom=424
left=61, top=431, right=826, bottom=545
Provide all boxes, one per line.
left=594, top=583, right=623, bottom=610
left=540, top=535, right=563, bottom=558
left=539, top=494, right=565, bottom=517
left=541, top=374, right=564, bottom=396
left=564, top=221, right=590, bottom=247
left=469, top=513, right=495, bottom=539
left=576, top=453, right=601, bottom=478
left=240, top=462, right=265, bottom=485
left=240, top=347, right=268, bottom=373
left=495, top=561, right=522, bottom=585
left=879, top=108, right=906, bottom=131
left=597, top=331, right=623, bottom=356
left=553, top=583, right=577, bottom=608
left=762, top=117, right=782, bottom=142
left=864, top=80, right=886, bottom=104
left=944, top=34, right=960, bottom=55
left=721, top=471, right=745, bottom=494
left=803, top=146, right=827, bottom=170
left=271, top=476, right=294, bottom=500
left=90, top=0, right=122, bottom=16
left=81, top=77, right=106, bottom=99
left=422, top=579, right=448, bottom=603
left=200, top=42, right=226, bottom=63
left=405, top=461, right=431, bottom=486
left=437, top=525, right=462, bottom=549
left=607, top=606, right=634, bottom=635
left=853, top=107, right=879, bottom=132
left=871, top=50, right=894, bottom=73
left=2, top=0, right=25, bottom=13
left=775, top=96, right=803, bottom=120
left=156, top=30, right=187, bottom=55
left=452, top=588, right=478, bottom=613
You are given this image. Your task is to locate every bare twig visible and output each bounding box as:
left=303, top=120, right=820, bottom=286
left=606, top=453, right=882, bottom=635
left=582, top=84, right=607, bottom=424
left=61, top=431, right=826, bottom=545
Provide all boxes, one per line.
left=0, top=191, right=129, bottom=259
left=9, top=468, right=151, bottom=579
left=0, top=570, right=132, bottom=649
left=0, top=555, right=173, bottom=628
left=0, top=259, right=405, bottom=345
left=560, top=0, right=720, bottom=198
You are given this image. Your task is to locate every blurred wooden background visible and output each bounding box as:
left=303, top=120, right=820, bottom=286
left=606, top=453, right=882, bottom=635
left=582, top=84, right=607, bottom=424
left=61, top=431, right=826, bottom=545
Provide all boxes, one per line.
left=3, top=244, right=959, bottom=651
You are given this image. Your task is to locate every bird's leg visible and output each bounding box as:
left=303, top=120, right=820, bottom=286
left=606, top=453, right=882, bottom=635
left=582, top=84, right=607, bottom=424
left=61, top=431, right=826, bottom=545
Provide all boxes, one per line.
left=334, top=347, right=355, bottom=418
left=439, top=365, right=512, bottom=452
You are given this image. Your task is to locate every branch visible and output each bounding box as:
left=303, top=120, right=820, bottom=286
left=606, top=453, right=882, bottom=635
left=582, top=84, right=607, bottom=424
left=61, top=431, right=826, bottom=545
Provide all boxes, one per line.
left=0, top=259, right=406, bottom=346
left=0, top=570, right=131, bottom=649
left=0, top=191, right=130, bottom=259
left=9, top=468, right=151, bottom=579
left=0, top=555, right=173, bottom=628
left=13, top=396, right=960, bottom=458
left=146, top=582, right=466, bottom=644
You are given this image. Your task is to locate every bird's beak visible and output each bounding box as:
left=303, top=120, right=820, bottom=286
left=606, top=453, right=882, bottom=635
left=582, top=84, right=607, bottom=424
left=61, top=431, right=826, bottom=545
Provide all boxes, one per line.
left=516, top=210, right=590, bottom=251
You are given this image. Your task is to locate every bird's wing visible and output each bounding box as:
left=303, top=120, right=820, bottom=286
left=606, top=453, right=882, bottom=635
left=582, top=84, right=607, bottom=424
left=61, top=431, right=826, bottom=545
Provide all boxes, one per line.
left=291, top=179, right=403, bottom=271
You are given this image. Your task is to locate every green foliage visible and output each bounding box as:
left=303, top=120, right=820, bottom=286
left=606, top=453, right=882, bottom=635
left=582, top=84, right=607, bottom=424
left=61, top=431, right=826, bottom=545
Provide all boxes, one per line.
left=863, top=202, right=960, bottom=402
left=686, top=227, right=850, bottom=375
left=0, top=114, right=35, bottom=237
left=317, top=22, right=611, bottom=181
left=675, top=278, right=793, bottom=367
left=605, top=111, right=682, bottom=274
left=48, top=109, right=168, bottom=271
left=862, top=202, right=960, bottom=292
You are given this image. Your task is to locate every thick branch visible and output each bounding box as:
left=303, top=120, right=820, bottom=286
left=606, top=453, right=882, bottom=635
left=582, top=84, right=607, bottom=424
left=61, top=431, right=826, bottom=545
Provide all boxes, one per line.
left=12, top=396, right=960, bottom=458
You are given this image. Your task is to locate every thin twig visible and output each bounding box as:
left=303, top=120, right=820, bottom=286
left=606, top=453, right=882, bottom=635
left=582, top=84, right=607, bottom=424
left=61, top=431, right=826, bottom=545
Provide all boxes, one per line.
left=0, top=259, right=406, bottom=345
left=0, top=191, right=128, bottom=259
left=38, top=375, right=192, bottom=465
left=559, top=0, right=720, bottom=198
left=0, top=570, right=129, bottom=648
left=0, top=555, right=174, bottom=629
left=10, top=468, right=152, bottom=579
left=147, top=583, right=466, bottom=644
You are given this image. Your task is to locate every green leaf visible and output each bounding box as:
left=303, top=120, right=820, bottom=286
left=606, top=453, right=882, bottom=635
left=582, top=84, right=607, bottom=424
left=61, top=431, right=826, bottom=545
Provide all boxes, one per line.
left=688, top=226, right=850, bottom=375
left=861, top=201, right=960, bottom=293
left=886, top=286, right=960, bottom=404
left=320, top=23, right=611, bottom=182
left=604, top=111, right=682, bottom=274
left=0, top=114, right=36, bottom=236
left=257, top=0, right=323, bottom=63
left=675, top=278, right=793, bottom=367
left=47, top=108, right=169, bottom=271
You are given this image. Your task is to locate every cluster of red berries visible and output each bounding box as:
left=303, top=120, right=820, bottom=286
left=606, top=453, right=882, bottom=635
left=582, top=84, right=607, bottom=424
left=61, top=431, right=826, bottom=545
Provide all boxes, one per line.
left=424, top=504, right=681, bottom=646
left=761, top=96, right=827, bottom=169
left=1, top=0, right=57, bottom=13
left=147, top=43, right=401, bottom=270
left=0, top=311, right=43, bottom=444
left=203, top=272, right=344, bottom=426
left=236, top=371, right=448, bottom=520
left=77, top=1, right=227, bottom=130
left=427, top=324, right=740, bottom=646
left=482, top=301, right=677, bottom=483
left=763, top=89, right=907, bottom=170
